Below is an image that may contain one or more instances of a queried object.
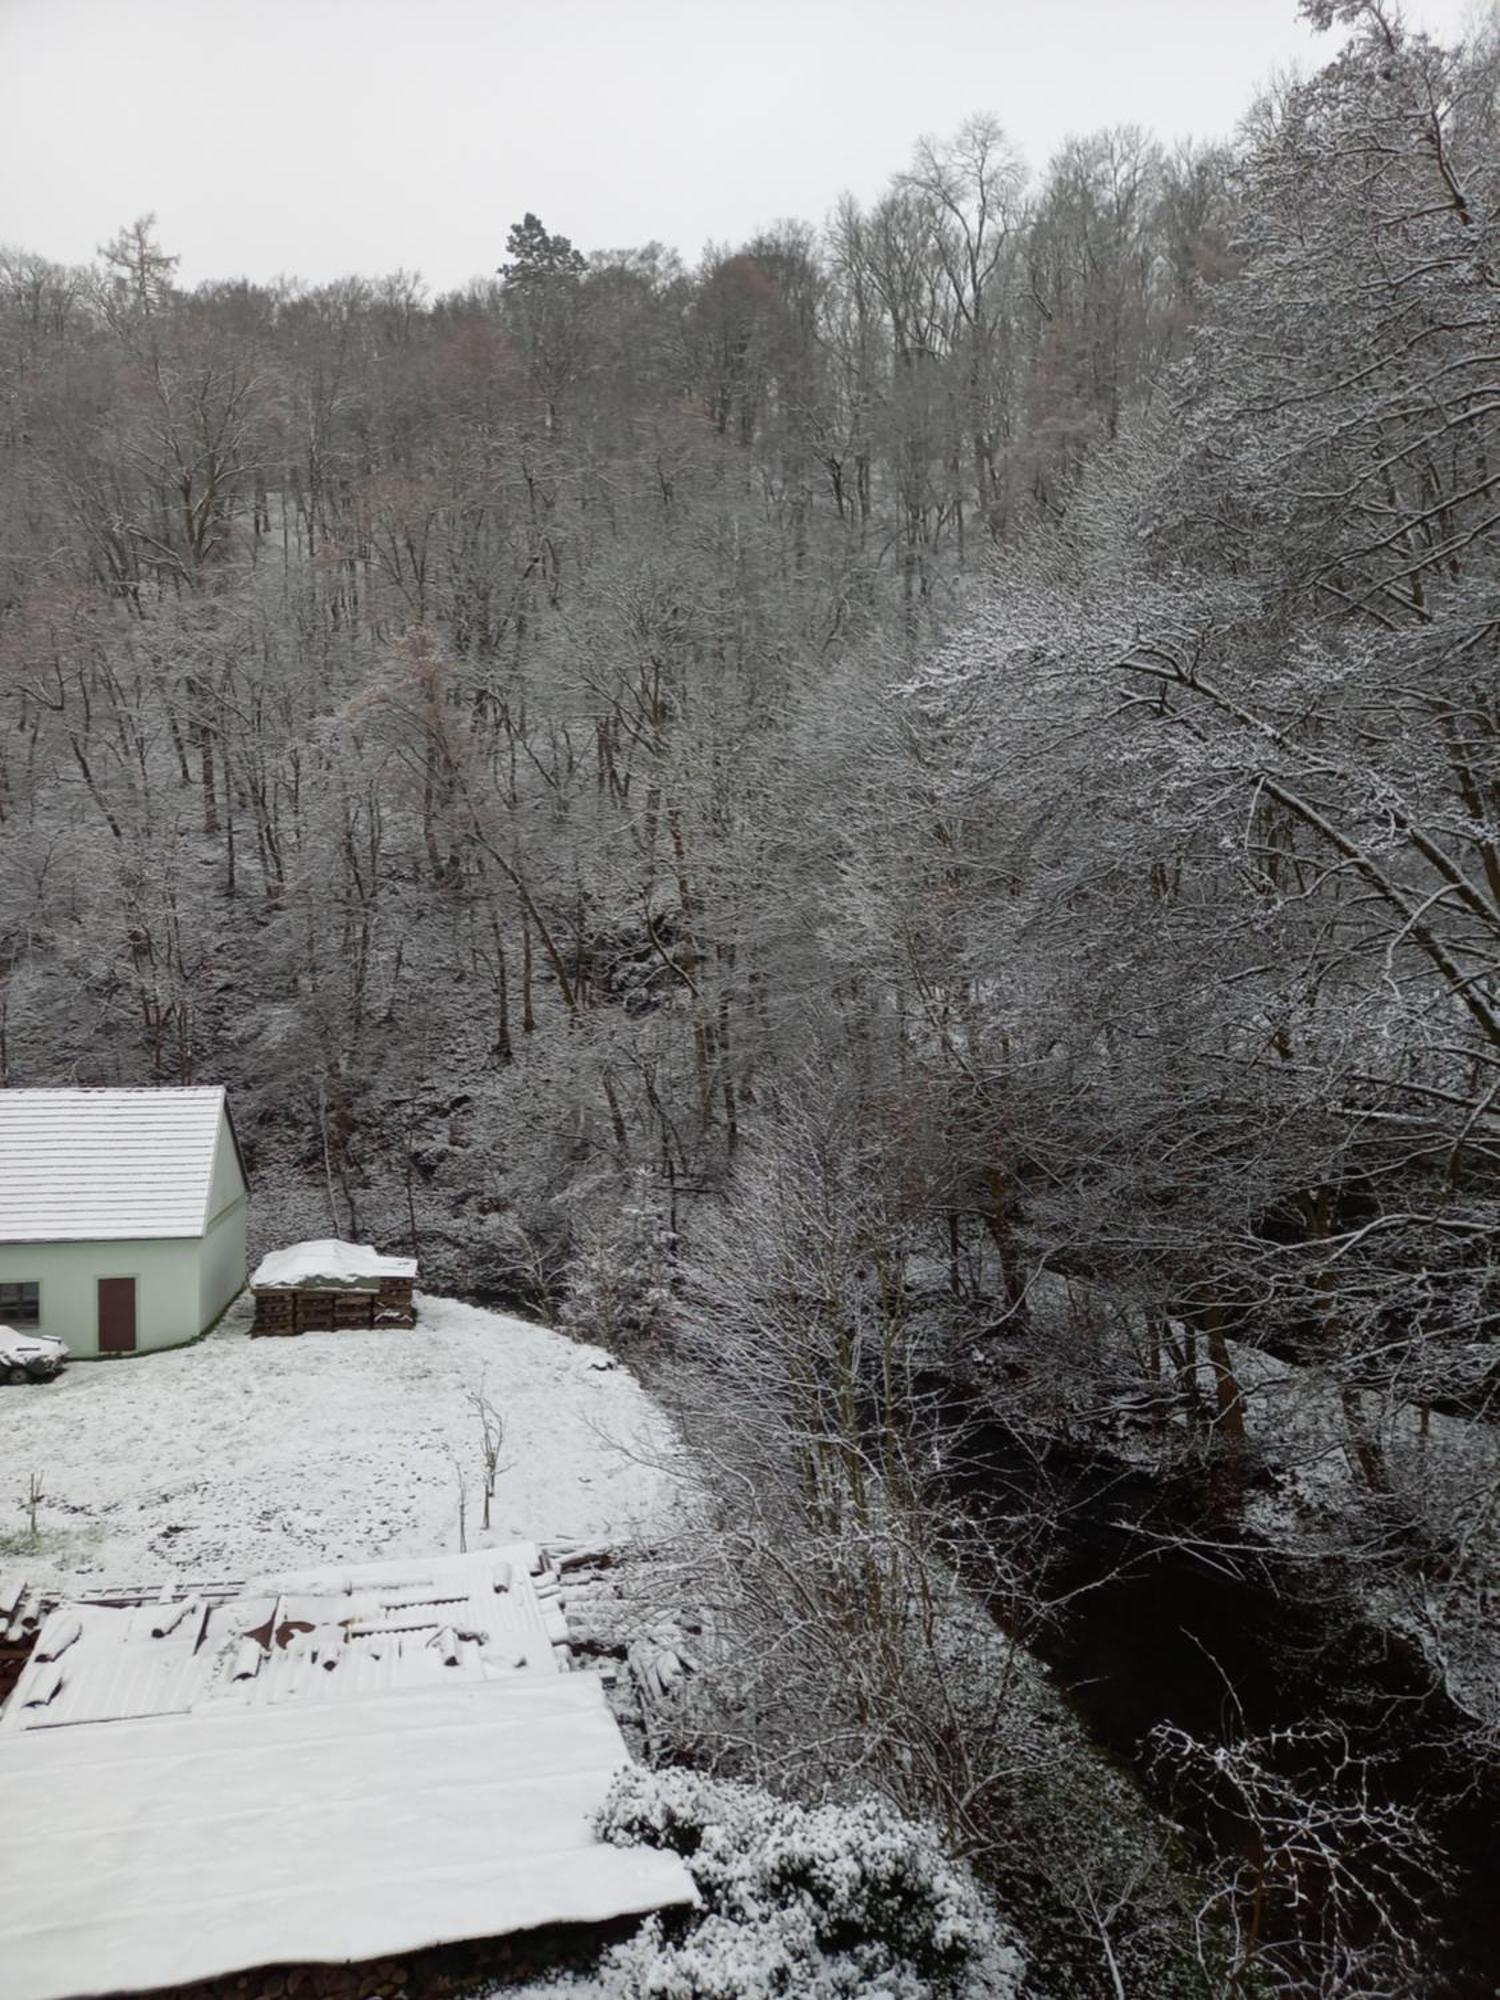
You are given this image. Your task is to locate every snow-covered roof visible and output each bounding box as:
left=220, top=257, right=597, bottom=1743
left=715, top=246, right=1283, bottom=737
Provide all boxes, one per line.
left=252, top=1237, right=419, bottom=1288
left=0, top=1676, right=695, bottom=2000
left=0, top=1087, right=240, bottom=1243
left=1, top=1544, right=572, bottom=1733
left=0, top=1544, right=696, bottom=1998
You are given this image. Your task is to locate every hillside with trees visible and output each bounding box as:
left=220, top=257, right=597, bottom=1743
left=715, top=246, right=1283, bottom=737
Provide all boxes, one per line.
left=3, top=2, right=1499, bottom=1992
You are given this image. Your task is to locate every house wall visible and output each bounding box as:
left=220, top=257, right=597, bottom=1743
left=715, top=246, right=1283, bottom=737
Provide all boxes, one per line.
left=206, top=1112, right=249, bottom=1222
left=198, top=1109, right=250, bottom=1332
left=0, top=1239, right=205, bottom=1359
left=199, top=1197, right=248, bottom=1332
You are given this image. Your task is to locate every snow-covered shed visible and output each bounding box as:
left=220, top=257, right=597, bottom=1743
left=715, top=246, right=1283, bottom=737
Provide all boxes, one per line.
left=0, top=1087, right=248, bottom=1359
left=0, top=1545, right=695, bottom=2000
left=251, top=1236, right=417, bottom=1334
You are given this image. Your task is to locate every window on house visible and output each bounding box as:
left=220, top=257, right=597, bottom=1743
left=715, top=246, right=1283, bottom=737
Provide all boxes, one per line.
left=0, top=1282, right=40, bottom=1326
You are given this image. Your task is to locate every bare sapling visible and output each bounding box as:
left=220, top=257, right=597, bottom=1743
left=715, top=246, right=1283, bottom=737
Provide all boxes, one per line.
left=468, top=1382, right=506, bottom=1531
left=24, top=1470, right=44, bottom=1547
left=448, top=1451, right=469, bottom=1554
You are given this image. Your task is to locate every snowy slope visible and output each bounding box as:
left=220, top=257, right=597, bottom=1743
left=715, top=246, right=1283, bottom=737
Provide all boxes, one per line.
left=0, top=1293, right=679, bottom=1586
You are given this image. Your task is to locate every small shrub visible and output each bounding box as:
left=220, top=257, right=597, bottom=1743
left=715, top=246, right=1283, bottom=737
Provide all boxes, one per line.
left=577, top=1766, right=1023, bottom=1999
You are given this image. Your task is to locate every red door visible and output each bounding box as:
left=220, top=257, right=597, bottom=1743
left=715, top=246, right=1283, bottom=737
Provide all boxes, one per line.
left=98, top=1277, right=137, bottom=1354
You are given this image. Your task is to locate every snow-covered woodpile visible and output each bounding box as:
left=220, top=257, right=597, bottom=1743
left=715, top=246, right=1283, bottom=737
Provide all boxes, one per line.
left=0, top=1543, right=694, bottom=2000
left=250, top=1238, right=417, bottom=1335
left=0, top=1574, right=44, bottom=1706
left=544, top=1546, right=710, bottom=1761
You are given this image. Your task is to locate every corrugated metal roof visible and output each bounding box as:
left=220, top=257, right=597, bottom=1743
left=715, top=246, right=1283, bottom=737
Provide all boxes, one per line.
left=0, top=1087, right=232, bottom=1242
left=0, top=1546, right=572, bottom=1734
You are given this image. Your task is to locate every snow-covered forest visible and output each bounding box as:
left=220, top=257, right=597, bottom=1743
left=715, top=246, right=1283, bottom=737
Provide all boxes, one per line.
left=4, top=0, right=1500, bottom=1991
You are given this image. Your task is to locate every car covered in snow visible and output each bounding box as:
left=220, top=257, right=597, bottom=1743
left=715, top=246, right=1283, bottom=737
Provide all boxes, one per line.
left=0, top=1326, right=68, bottom=1383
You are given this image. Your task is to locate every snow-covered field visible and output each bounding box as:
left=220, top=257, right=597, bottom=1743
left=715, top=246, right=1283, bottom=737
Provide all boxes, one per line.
left=0, top=1293, right=680, bottom=1586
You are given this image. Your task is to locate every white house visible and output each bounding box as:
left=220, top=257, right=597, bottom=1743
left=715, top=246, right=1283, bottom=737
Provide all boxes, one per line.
left=0, top=1087, right=249, bottom=1359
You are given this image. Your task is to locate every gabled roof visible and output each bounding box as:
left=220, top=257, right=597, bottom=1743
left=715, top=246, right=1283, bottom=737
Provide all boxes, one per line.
left=0, top=1087, right=243, bottom=1244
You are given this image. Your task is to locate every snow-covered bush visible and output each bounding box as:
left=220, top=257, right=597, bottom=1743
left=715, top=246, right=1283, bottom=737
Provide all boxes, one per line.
left=556, top=1767, right=1023, bottom=1999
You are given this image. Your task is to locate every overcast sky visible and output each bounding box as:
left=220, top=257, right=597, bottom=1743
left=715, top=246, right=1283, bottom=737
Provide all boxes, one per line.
left=0, top=0, right=1479, bottom=294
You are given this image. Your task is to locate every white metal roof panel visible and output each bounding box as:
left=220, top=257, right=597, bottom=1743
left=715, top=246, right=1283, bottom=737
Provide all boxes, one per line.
left=0, top=1675, right=697, bottom=2000
left=1, top=1546, right=570, bottom=1734
left=0, top=1088, right=231, bottom=1242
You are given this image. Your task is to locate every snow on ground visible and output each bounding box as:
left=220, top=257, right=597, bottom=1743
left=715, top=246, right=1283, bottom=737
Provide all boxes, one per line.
left=0, top=1292, right=680, bottom=1587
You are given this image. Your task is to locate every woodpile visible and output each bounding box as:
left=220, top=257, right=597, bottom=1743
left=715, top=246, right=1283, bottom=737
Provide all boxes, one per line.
left=250, top=1276, right=415, bottom=1337
left=375, top=1274, right=417, bottom=1327
left=249, top=1237, right=418, bottom=1337
left=0, top=1573, right=42, bottom=1706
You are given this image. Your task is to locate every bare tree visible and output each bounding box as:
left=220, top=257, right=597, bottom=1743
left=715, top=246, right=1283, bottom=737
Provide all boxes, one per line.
left=467, top=1380, right=506, bottom=1532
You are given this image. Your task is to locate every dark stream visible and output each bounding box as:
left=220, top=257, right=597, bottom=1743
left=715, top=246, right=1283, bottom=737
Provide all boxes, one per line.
left=935, top=1382, right=1500, bottom=1996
